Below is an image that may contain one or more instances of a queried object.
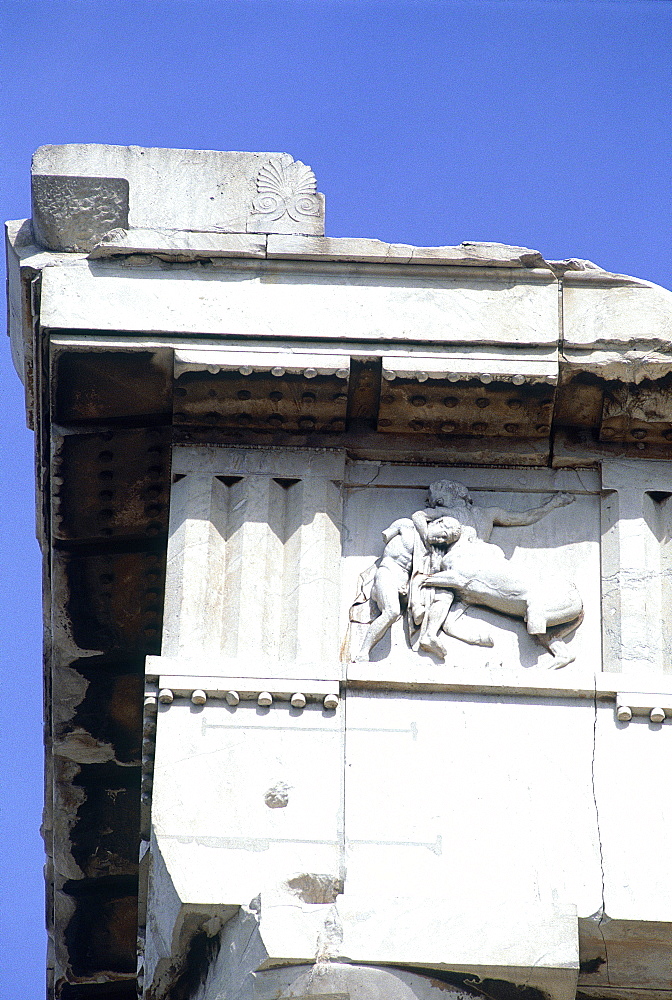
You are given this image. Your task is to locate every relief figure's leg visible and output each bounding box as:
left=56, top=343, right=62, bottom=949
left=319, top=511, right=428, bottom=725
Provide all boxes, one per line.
left=419, top=589, right=454, bottom=659
left=543, top=638, right=575, bottom=669
left=527, top=583, right=584, bottom=668
left=355, top=568, right=403, bottom=661
left=526, top=613, right=548, bottom=636
left=527, top=604, right=574, bottom=668
left=442, top=602, right=494, bottom=647
left=537, top=609, right=584, bottom=668
left=525, top=597, right=549, bottom=636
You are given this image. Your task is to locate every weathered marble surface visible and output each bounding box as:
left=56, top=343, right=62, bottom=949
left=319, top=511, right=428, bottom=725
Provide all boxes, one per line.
left=562, top=280, right=672, bottom=400
left=345, top=690, right=600, bottom=912
left=601, top=459, right=672, bottom=676
left=564, top=280, right=672, bottom=353
left=266, top=236, right=549, bottom=267
left=150, top=697, right=344, bottom=898
left=11, top=143, right=672, bottom=1000
left=194, top=959, right=483, bottom=1000
left=31, top=145, right=325, bottom=242
left=144, top=449, right=672, bottom=1000
left=174, top=347, right=350, bottom=377
left=145, top=694, right=344, bottom=995
left=31, top=174, right=129, bottom=252
left=145, top=686, right=595, bottom=1000
left=90, top=228, right=267, bottom=259
left=163, top=448, right=344, bottom=676
left=594, top=700, right=672, bottom=922
left=342, top=468, right=601, bottom=675
left=143, top=681, right=672, bottom=995
left=195, top=944, right=576, bottom=1000
left=37, top=259, right=559, bottom=344
left=381, top=347, right=557, bottom=383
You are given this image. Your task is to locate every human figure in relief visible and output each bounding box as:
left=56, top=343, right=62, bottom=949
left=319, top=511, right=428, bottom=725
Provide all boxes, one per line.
left=420, top=517, right=583, bottom=668
left=353, top=479, right=577, bottom=664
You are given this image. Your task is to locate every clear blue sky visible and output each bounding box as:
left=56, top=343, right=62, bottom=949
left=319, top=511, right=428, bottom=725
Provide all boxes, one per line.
left=1, top=1, right=670, bottom=994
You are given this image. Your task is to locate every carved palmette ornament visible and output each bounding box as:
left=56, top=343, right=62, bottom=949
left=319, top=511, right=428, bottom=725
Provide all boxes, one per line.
left=251, top=157, right=321, bottom=223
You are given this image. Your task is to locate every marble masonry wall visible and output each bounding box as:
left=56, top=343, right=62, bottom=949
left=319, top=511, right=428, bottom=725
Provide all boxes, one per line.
left=6, top=144, right=672, bottom=1000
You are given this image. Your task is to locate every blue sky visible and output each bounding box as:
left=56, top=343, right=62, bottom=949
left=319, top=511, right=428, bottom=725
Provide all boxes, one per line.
left=1, top=1, right=670, bottom=994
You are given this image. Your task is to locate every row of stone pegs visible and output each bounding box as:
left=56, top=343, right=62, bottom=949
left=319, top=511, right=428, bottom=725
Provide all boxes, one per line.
left=616, top=703, right=667, bottom=724
left=145, top=689, right=339, bottom=710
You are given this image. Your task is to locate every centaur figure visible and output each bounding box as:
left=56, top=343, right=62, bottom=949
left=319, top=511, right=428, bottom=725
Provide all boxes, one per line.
left=352, top=480, right=579, bottom=666
left=421, top=517, right=583, bottom=668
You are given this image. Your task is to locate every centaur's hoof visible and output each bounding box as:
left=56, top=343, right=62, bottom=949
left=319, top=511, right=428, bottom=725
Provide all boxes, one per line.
left=550, top=651, right=575, bottom=669
left=471, top=629, right=494, bottom=648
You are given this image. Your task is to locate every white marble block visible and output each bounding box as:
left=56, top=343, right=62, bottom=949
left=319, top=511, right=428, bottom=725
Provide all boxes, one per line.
left=12, top=140, right=672, bottom=1000
left=31, top=144, right=325, bottom=249
left=342, top=464, right=601, bottom=676
left=145, top=452, right=672, bottom=1000
left=144, top=692, right=344, bottom=996
left=162, top=447, right=345, bottom=678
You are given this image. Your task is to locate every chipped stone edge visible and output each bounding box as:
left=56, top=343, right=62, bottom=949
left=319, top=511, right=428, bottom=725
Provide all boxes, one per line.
left=89, top=228, right=267, bottom=260
left=86, top=232, right=660, bottom=285
left=9, top=218, right=656, bottom=287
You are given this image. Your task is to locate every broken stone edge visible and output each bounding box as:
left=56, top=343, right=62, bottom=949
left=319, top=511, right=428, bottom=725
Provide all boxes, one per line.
left=87, top=229, right=612, bottom=274
left=9, top=217, right=653, bottom=282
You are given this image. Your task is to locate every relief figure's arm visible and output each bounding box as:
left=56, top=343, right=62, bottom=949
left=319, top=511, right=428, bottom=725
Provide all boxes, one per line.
left=423, top=571, right=459, bottom=589
left=488, top=492, right=575, bottom=528
left=381, top=517, right=409, bottom=544
left=411, top=509, right=440, bottom=546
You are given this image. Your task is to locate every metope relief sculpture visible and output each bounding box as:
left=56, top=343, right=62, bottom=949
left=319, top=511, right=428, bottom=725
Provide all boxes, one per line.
left=350, top=480, right=583, bottom=669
